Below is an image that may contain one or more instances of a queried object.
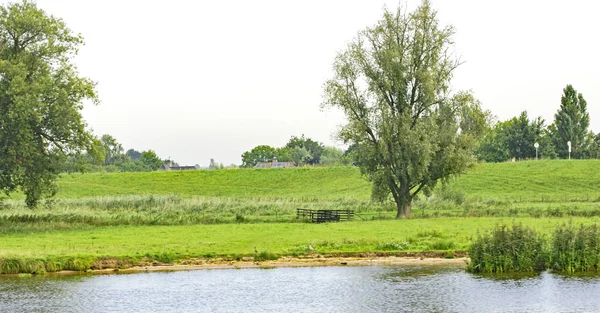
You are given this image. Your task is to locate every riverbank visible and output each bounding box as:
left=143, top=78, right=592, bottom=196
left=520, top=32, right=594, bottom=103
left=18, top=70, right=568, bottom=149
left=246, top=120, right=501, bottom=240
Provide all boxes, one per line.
left=2, top=217, right=599, bottom=275
left=12, top=254, right=468, bottom=277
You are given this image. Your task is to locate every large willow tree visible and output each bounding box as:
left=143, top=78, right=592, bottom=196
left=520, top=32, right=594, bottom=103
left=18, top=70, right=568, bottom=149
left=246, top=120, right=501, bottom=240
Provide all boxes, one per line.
left=0, top=1, right=98, bottom=207
left=323, top=1, right=476, bottom=217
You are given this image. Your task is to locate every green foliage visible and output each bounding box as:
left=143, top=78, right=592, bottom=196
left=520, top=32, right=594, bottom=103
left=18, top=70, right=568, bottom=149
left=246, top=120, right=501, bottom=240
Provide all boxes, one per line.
left=470, top=222, right=600, bottom=273
left=254, top=250, right=278, bottom=261
left=477, top=111, right=555, bottom=162
left=550, top=223, right=600, bottom=272
left=241, top=145, right=277, bottom=167
left=551, top=85, right=590, bottom=159
left=288, top=146, right=312, bottom=165
left=126, top=149, right=142, bottom=161
left=455, top=91, right=493, bottom=144
left=101, top=134, right=127, bottom=166
left=323, top=1, right=474, bottom=217
left=285, top=135, right=324, bottom=165
left=0, top=0, right=98, bottom=207
left=140, top=150, right=162, bottom=170
left=320, top=146, right=352, bottom=166
left=468, top=224, right=547, bottom=273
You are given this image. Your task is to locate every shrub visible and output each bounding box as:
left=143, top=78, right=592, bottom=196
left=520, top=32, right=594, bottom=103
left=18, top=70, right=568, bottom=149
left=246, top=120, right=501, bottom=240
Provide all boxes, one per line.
left=550, top=223, right=600, bottom=272
left=468, top=224, right=547, bottom=273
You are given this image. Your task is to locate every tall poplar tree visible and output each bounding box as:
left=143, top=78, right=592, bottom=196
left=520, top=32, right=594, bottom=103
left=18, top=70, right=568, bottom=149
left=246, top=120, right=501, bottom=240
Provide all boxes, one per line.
left=552, top=85, right=589, bottom=159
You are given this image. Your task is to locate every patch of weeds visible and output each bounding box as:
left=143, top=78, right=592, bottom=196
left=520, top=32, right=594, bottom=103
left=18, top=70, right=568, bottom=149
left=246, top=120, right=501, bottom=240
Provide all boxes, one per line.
left=146, top=252, right=177, bottom=263
left=254, top=251, right=278, bottom=262
left=428, top=239, right=455, bottom=251
left=201, top=252, right=217, bottom=258
left=416, top=229, right=444, bottom=239
left=375, top=241, right=410, bottom=251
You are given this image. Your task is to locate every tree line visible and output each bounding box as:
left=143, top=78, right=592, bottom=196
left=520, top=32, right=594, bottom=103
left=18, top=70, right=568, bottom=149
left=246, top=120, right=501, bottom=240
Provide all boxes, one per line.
left=64, top=134, right=166, bottom=173
left=240, top=135, right=354, bottom=167
left=476, top=85, right=597, bottom=162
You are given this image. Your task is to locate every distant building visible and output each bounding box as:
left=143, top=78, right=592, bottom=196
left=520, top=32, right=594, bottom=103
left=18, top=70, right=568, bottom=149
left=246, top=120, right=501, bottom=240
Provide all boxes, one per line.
left=255, top=158, right=296, bottom=169
left=160, top=163, right=200, bottom=171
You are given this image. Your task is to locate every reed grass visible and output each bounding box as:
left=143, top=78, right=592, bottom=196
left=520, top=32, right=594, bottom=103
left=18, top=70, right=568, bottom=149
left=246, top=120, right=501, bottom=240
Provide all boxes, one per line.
left=468, top=224, right=547, bottom=273
left=469, top=222, right=600, bottom=273
left=550, top=223, right=600, bottom=272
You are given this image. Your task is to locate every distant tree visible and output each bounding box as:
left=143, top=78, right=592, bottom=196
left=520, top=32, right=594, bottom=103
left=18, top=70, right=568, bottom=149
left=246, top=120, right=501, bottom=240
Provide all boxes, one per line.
left=140, top=150, right=162, bottom=170
left=320, top=146, right=352, bottom=166
left=343, top=143, right=360, bottom=165
left=209, top=158, right=218, bottom=170
left=241, top=145, right=277, bottom=167
left=456, top=91, right=493, bottom=147
left=476, top=128, right=510, bottom=162
left=0, top=1, right=98, bottom=207
left=285, top=135, right=324, bottom=165
left=288, top=146, right=312, bottom=166
left=551, top=85, right=590, bottom=159
left=275, top=147, right=293, bottom=162
left=322, top=1, right=474, bottom=217
left=126, top=149, right=142, bottom=161
left=100, top=135, right=126, bottom=165
left=580, top=131, right=600, bottom=159
left=64, top=136, right=105, bottom=173
left=477, top=112, right=556, bottom=162
left=163, top=159, right=179, bottom=166
left=504, top=112, right=536, bottom=160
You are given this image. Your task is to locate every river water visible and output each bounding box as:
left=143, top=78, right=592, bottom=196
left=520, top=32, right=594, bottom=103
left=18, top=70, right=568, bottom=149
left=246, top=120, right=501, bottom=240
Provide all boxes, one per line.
left=1, top=265, right=600, bottom=312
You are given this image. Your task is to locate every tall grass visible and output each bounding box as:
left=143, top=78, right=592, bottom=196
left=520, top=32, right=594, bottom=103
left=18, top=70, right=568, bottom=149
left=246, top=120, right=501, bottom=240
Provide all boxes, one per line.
left=3, top=192, right=600, bottom=235
left=0, top=195, right=392, bottom=234
left=469, top=222, right=600, bottom=273
left=550, top=223, right=600, bottom=272
left=468, top=224, right=547, bottom=273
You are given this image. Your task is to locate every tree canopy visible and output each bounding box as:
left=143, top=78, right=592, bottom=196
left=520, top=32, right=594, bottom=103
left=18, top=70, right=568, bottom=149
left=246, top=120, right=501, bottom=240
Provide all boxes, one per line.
left=241, top=145, right=278, bottom=167
left=323, top=0, right=474, bottom=217
left=285, top=135, right=324, bottom=165
left=551, top=84, right=590, bottom=159
left=477, top=111, right=555, bottom=162
left=0, top=1, right=97, bottom=207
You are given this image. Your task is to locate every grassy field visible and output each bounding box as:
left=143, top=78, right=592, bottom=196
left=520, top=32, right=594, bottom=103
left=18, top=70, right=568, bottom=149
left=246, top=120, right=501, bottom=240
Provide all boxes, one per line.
left=2, top=217, right=598, bottom=274
left=2, top=160, right=600, bottom=274
left=50, top=160, right=600, bottom=201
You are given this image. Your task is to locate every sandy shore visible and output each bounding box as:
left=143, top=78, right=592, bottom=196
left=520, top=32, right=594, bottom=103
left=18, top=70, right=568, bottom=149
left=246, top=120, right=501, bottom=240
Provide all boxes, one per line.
left=72, top=255, right=469, bottom=276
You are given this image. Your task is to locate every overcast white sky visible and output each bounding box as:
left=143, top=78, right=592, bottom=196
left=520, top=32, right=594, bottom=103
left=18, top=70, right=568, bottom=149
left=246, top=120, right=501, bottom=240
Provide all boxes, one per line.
left=23, top=0, right=600, bottom=166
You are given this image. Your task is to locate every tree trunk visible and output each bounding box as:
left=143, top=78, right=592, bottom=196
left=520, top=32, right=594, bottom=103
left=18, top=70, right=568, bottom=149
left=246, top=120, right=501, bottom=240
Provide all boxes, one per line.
left=395, top=192, right=412, bottom=218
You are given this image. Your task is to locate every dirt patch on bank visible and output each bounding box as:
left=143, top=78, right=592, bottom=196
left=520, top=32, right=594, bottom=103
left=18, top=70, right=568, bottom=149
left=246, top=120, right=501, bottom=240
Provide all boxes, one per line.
left=90, top=253, right=469, bottom=275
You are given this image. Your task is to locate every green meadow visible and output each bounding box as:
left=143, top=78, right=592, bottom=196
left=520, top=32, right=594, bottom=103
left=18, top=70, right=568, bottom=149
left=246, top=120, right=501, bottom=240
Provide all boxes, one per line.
left=2, top=159, right=600, bottom=274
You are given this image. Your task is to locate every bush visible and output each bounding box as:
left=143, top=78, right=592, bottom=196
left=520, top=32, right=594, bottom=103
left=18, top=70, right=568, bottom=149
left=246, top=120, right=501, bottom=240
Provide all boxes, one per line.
left=468, top=224, right=547, bottom=273
left=550, top=223, right=600, bottom=272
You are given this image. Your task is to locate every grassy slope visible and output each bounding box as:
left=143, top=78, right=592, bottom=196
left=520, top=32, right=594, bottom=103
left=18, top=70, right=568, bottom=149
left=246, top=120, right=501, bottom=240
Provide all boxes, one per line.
left=451, top=159, right=600, bottom=200
left=57, top=166, right=371, bottom=199
left=56, top=160, right=600, bottom=200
